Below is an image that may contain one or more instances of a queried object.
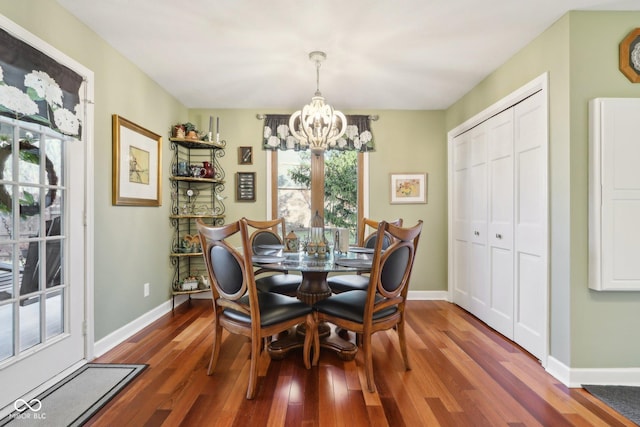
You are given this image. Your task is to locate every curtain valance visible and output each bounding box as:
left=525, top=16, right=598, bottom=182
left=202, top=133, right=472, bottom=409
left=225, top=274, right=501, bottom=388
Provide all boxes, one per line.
left=0, top=28, right=83, bottom=138
left=262, top=114, right=375, bottom=152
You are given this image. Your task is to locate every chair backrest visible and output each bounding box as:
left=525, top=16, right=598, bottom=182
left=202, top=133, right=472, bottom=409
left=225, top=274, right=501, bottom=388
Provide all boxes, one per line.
left=197, top=219, right=260, bottom=323
left=365, top=220, right=423, bottom=318
left=243, top=217, right=286, bottom=255
left=360, top=217, right=403, bottom=249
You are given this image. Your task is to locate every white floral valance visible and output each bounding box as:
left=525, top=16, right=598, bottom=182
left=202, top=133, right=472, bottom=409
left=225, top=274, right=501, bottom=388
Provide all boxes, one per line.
left=0, top=28, right=83, bottom=138
left=263, top=114, right=375, bottom=152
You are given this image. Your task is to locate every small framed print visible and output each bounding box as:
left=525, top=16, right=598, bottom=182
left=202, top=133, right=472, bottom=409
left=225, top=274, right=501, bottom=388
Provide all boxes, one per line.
left=390, top=173, right=427, bottom=204
left=238, top=146, right=253, bottom=165
left=236, top=172, right=256, bottom=202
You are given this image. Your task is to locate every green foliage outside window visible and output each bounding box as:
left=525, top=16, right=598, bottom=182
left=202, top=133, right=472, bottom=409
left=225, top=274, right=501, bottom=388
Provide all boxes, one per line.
left=288, top=150, right=358, bottom=232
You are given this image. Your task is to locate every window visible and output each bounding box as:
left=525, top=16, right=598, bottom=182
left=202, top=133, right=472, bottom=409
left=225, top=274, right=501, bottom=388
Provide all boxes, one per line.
left=270, top=150, right=365, bottom=242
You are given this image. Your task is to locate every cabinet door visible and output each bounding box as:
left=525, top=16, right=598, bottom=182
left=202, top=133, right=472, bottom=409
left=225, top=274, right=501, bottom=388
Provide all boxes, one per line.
left=513, top=90, right=548, bottom=360
left=486, top=109, right=515, bottom=338
left=468, top=125, right=489, bottom=319
left=590, top=98, right=640, bottom=290
left=451, top=131, right=471, bottom=310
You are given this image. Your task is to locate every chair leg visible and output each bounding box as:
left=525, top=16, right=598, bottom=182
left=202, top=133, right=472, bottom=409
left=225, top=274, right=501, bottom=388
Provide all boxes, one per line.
left=207, top=321, right=222, bottom=375
left=246, top=334, right=262, bottom=399
left=362, top=333, right=376, bottom=393
left=303, top=314, right=315, bottom=369
left=312, top=312, right=320, bottom=366
left=397, top=320, right=411, bottom=370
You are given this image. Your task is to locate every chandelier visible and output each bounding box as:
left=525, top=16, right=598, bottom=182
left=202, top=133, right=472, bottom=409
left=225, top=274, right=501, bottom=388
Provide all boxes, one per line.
left=289, top=51, right=347, bottom=155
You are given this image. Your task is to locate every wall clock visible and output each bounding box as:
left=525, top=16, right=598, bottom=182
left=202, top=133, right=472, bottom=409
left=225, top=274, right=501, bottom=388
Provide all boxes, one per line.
left=620, top=28, right=640, bottom=83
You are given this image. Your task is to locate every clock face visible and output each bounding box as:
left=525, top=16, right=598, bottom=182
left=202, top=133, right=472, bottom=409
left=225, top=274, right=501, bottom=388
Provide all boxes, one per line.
left=632, top=41, right=640, bottom=72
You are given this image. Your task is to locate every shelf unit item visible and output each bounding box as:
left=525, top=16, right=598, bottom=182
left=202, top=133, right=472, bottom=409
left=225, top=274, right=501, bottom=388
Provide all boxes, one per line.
left=169, top=137, right=226, bottom=306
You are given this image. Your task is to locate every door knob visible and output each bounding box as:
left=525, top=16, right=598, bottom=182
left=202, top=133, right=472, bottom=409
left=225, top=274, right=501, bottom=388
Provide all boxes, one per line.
left=496, top=233, right=502, bottom=239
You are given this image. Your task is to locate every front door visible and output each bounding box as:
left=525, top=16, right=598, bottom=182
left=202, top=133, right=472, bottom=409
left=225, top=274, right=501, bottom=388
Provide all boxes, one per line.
left=0, top=118, right=87, bottom=412
left=0, top=17, right=92, bottom=414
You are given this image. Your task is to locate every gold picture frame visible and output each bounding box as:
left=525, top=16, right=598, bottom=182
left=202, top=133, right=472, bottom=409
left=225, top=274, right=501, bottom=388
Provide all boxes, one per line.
left=112, top=114, right=162, bottom=206
left=390, top=173, right=427, bottom=204
left=620, top=28, right=640, bottom=83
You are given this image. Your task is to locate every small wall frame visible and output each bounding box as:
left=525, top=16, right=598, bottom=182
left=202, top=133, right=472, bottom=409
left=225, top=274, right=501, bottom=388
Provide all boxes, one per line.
left=390, top=173, right=427, bottom=204
left=238, top=146, right=253, bottom=165
left=236, top=172, right=256, bottom=202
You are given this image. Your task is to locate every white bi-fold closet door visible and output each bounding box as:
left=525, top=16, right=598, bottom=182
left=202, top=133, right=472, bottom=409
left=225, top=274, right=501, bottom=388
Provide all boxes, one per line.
left=449, top=83, right=548, bottom=362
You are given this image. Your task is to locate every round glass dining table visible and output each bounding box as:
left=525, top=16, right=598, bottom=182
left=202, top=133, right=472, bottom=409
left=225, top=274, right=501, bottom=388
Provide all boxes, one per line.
left=252, top=248, right=374, bottom=361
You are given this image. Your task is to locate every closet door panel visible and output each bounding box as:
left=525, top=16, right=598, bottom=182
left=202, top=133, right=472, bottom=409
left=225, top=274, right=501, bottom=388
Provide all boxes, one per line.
left=452, top=134, right=471, bottom=309
left=469, top=127, right=489, bottom=318
left=513, top=91, right=547, bottom=360
left=487, top=109, right=514, bottom=337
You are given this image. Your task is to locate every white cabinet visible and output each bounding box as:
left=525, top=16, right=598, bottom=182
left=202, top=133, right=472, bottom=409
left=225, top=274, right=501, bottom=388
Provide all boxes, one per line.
left=589, top=98, right=640, bottom=291
left=449, top=89, right=548, bottom=360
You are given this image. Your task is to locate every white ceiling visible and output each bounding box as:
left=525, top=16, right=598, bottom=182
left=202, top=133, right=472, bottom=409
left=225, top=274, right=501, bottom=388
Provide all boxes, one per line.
left=57, top=0, right=639, bottom=110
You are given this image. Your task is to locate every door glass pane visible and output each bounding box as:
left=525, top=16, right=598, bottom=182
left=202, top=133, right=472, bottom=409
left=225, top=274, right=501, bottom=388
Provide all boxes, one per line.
left=45, top=137, right=63, bottom=187
left=19, top=294, right=41, bottom=351
left=0, top=243, right=15, bottom=299
left=0, top=303, right=13, bottom=361
left=46, top=289, right=63, bottom=339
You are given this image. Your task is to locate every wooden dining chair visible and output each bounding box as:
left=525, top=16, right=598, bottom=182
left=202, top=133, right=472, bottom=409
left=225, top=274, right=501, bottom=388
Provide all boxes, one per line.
left=313, top=220, right=423, bottom=392
left=327, top=217, right=403, bottom=294
left=243, top=217, right=302, bottom=296
left=196, top=218, right=317, bottom=399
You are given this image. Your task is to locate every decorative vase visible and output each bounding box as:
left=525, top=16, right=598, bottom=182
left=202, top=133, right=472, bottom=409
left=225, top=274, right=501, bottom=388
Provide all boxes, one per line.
left=174, top=125, right=185, bottom=139
left=202, top=161, right=214, bottom=178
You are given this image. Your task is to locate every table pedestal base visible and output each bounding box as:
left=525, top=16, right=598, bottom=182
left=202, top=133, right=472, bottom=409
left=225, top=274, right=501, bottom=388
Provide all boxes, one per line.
left=268, top=323, right=357, bottom=361
left=266, top=266, right=359, bottom=361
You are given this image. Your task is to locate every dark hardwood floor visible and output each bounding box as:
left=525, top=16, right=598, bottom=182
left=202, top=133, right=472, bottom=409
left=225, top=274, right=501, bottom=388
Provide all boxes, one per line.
left=86, top=299, right=634, bottom=426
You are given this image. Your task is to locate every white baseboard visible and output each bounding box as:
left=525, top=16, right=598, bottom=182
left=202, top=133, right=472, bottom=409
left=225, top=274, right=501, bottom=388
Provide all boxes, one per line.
left=93, top=297, right=186, bottom=357
left=407, top=290, right=449, bottom=300
left=546, top=356, right=640, bottom=387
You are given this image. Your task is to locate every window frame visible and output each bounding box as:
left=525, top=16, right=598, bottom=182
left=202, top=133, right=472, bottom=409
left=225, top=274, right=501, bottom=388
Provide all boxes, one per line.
left=267, top=150, right=368, bottom=227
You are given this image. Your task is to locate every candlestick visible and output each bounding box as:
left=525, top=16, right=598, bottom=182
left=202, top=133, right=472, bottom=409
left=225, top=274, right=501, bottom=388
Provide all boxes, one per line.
left=216, top=116, right=220, bottom=142
left=209, top=116, right=213, bottom=133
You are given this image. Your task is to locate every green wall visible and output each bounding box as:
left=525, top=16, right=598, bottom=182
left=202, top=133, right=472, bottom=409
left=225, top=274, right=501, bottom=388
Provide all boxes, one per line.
left=568, top=12, right=640, bottom=368
left=447, top=11, right=640, bottom=368
left=189, top=108, right=449, bottom=293
left=0, top=1, right=188, bottom=341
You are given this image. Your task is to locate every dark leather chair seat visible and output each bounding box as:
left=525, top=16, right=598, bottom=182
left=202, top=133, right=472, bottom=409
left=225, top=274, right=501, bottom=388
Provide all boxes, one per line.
left=255, top=274, right=301, bottom=295
left=325, top=274, right=369, bottom=293
left=225, top=292, right=311, bottom=326
left=313, top=290, right=397, bottom=323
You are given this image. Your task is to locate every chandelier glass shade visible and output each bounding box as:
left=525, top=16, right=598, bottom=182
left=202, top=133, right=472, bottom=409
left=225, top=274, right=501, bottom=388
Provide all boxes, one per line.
left=289, top=51, right=346, bottom=155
